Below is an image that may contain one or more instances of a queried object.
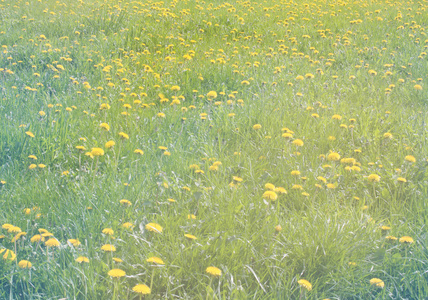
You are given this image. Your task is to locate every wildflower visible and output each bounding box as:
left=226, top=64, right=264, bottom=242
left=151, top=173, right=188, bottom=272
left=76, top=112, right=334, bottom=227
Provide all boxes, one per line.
left=275, top=187, right=287, bottom=194
left=113, top=257, right=123, bottom=263
left=25, top=131, right=35, bottom=138
left=404, top=155, right=416, bottom=163
left=275, top=225, right=282, bottom=232
left=75, top=256, right=89, bottom=263
left=171, top=85, right=180, bottom=91
left=381, top=226, right=391, bottom=231
left=298, top=279, right=312, bottom=291
left=45, top=238, right=60, bottom=247
left=327, top=152, right=341, bottom=161
left=397, top=177, right=407, bottom=183
left=18, top=260, right=32, bottom=268
left=367, top=174, right=380, bottom=182
left=265, top=183, right=275, bottom=190
left=31, top=234, right=44, bottom=243
left=102, top=228, right=114, bottom=235
left=91, top=148, right=104, bottom=156
left=105, top=140, right=115, bottom=148
left=145, top=223, right=163, bottom=233
left=292, top=139, right=304, bottom=146
left=101, top=244, right=116, bottom=252
left=290, top=170, right=301, bottom=177
left=383, top=132, right=393, bottom=139
left=263, top=191, right=278, bottom=201
left=120, top=199, right=132, bottom=206
left=370, top=278, right=384, bottom=288
left=386, top=236, right=398, bottom=241
left=207, top=91, right=218, bottom=99
left=399, top=236, right=414, bottom=244
left=147, top=257, right=165, bottom=265
left=108, top=269, right=126, bottom=278
left=134, top=149, right=144, bottom=155
left=133, top=284, right=151, bottom=295
left=122, top=222, right=134, bottom=229
left=100, top=123, right=110, bottom=131
left=332, top=114, right=342, bottom=120
left=206, top=266, right=222, bottom=277
left=414, top=84, right=422, bottom=90
left=253, top=124, right=262, bottom=130
left=12, top=232, right=27, bottom=242
left=118, top=132, right=129, bottom=139
left=185, top=234, right=197, bottom=240
left=0, top=249, right=16, bottom=261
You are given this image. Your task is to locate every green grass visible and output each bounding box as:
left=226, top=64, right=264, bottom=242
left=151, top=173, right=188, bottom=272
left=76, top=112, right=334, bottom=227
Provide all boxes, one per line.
left=0, top=0, right=428, bottom=298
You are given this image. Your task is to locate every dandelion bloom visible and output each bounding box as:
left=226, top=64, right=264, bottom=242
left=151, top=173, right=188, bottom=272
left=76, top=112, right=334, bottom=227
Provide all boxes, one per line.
left=118, top=132, right=129, bottom=140
left=147, top=257, right=165, bottom=265
left=108, top=269, right=126, bottom=278
left=75, top=256, right=89, bottom=263
left=397, top=177, right=407, bottom=183
left=31, top=234, right=44, bottom=243
left=134, top=149, right=144, bottom=155
left=133, top=284, right=151, bottom=295
left=184, top=234, right=197, bottom=240
left=122, top=222, right=134, bottom=229
left=18, top=260, right=32, bottom=268
left=298, top=279, right=312, bottom=291
left=327, top=152, right=341, bottom=161
left=263, top=191, right=278, bottom=201
left=292, top=139, right=304, bottom=146
left=0, top=249, right=16, bottom=261
left=414, top=84, right=422, bottom=90
left=404, top=155, right=416, bottom=163
left=105, top=140, right=115, bottom=148
left=275, top=225, right=282, bottom=232
left=367, top=174, right=380, bottom=182
left=100, top=123, right=110, bottom=131
left=145, top=223, right=163, bottom=233
left=383, top=132, right=393, bottom=139
left=253, top=124, right=262, bottom=130
left=369, top=278, right=384, bottom=288
left=68, top=239, right=81, bottom=247
left=102, top=228, right=114, bottom=235
left=399, top=236, right=414, bottom=244
left=25, top=131, right=35, bottom=138
left=290, top=170, right=301, bottom=177
left=91, top=148, right=104, bottom=156
left=265, top=183, right=275, bottom=190
left=120, top=199, right=132, bottom=206
left=113, top=257, right=123, bottom=263
left=45, top=238, right=60, bottom=247
left=101, top=244, right=116, bottom=252
left=206, top=266, right=222, bottom=277
left=207, top=91, right=218, bottom=99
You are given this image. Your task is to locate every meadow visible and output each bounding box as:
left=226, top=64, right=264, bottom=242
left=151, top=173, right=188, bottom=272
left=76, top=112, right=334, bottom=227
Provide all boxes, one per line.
left=0, top=0, right=427, bottom=298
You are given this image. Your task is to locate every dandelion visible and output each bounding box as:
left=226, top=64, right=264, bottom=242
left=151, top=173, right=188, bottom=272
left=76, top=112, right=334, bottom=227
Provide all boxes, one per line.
left=101, top=244, right=116, bottom=252
left=367, top=174, right=380, bottom=182
left=0, top=249, right=16, bottom=261
left=383, top=132, right=393, bottom=139
left=18, top=260, right=32, bottom=268
left=133, top=284, right=151, bottom=295
left=45, top=238, right=60, bottom=247
left=91, top=148, right=104, bottom=156
left=145, top=223, right=163, bottom=233
left=206, top=266, right=222, bottom=277
left=292, top=139, right=304, bottom=146
left=399, top=236, right=414, bottom=244
left=118, top=132, right=129, bottom=140
left=370, top=278, right=384, bottom=288
left=414, top=84, right=422, bottom=90
left=134, top=149, right=144, bottom=155
left=265, top=183, right=275, bottom=190
left=102, top=228, right=114, bottom=235
left=253, top=124, right=262, bottom=130
left=327, top=152, right=341, bottom=161
left=404, top=155, right=416, bottom=163
left=75, top=256, right=89, bottom=263
left=263, top=191, right=278, bottom=201
left=100, top=123, right=110, bottom=131
left=108, top=268, right=126, bottom=278
left=275, top=225, right=282, bottom=232
left=122, top=222, right=134, bottom=229
left=105, top=140, right=115, bottom=148
left=185, top=233, right=197, bottom=240
left=31, top=234, right=44, bottom=243
left=298, top=279, right=312, bottom=291
left=207, top=91, right=218, bottom=99
left=146, top=257, right=165, bottom=265
left=25, top=131, right=35, bottom=138
left=397, top=177, right=407, bottom=183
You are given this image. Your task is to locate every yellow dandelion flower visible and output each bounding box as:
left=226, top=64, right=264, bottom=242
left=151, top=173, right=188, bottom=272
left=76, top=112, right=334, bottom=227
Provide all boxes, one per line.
left=102, top=228, right=114, bottom=235
left=91, top=148, right=104, bottom=156
left=263, top=191, right=278, bottom=201
left=133, top=284, right=151, bottom=295
left=101, top=244, right=116, bottom=252
left=25, top=131, right=35, bottom=138
left=0, top=249, right=16, bottom=261
left=75, top=256, right=89, bottom=263
left=253, top=124, right=262, bottom=130
left=399, top=236, right=414, bottom=244
left=327, top=152, right=341, bottom=161
left=145, top=223, right=163, bottom=233
left=45, top=238, right=60, bottom=247
left=292, top=139, right=304, bottom=146
left=369, top=278, right=384, bottom=288
left=404, top=155, right=416, bottom=163
left=18, top=260, right=32, bottom=268
left=105, top=140, right=115, bottom=148
left=147, top=257, right=165, bottom=265
left=298, top=279, right=312, bottom=291
left=184, top=234, right=197, bottom=240
left=108, top=269, right=126, bottom=278
left=206, top=266, right=221, bottom=277
left=367, top=174, right=380, bottom=182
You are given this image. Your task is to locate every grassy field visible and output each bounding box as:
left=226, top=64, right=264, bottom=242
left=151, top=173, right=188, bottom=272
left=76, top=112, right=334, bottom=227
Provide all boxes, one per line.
left=0, top=0, right=427, bottom=298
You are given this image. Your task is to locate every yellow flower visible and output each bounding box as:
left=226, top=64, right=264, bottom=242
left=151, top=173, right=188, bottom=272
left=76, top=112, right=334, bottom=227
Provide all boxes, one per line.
left=0, top=249, right=16, bottom=261
left=290, top=170, right=301, bottom=177
left=397, top=177, right=407, bottom=183
left=184, top=233, right=197, bottom=240
left=12, top=232, right=27, bottom=242
left=122, top=222, right=134, bottom=229
left=298, top=279, right=312, bottom=291
left=75, top=256, right=89, bottom=263
left=108, top=268, right=126, bottom=278
left=331, top=114, right=342, bottom=120
left=145, top=223, right=163, bottom=233
left=253, top=124, right=262, bottom=130
left=100, top=123, right=110, bottom=131
left=327, top=152, right=341, bottom=161
left=292, top=139, right=304, bottom=146
left=45, top=238, right=60, bottom=247
left=414, top=84, right=422, bottom=90
left=265, top=183, right=275, bottom=190
left=275, top=225, right=282, bottom=232
left=370, top=278, right=384, bottom=288
left=25, top=131, right=35, bottom=138
left=367, top=174, right=380, bottom=182
left=171, top=85, right=180, bottom=91
left=399, top=236, right=414, bottom=244
left=133, top=284, right=151, bottom=295
left=146, top=257, right=165, bottom=265
left=404, top=155, right=416, bottom=163
left=118, top=132, right=129, bottom=140
left=101, top=244, right=116, bottom=252
left=262, top=191, right=278, bottom=201
left=31, top=234, right=44, bottom=243
left=383, top=132, right=393, bottom=139
left=105, top=140, right=115, bottom=148
left=206, top=266, right=221, bottom=277
left=102, top=228, right=114, bottom=235
left=91, top=148, right=104, bottom=156
left=134, top=149, right=144, bottom=155
left=18, top=260, right=32, bottom=268
left=120, top=199, right=132, bottom=206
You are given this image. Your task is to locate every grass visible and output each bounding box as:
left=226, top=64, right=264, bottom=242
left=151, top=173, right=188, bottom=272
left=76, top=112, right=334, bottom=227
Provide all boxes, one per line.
left=0, top=0, right=427, bottom=298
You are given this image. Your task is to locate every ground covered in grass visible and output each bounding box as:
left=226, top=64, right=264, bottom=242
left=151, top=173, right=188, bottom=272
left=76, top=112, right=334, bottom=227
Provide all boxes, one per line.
left=0, top=0, right=427, bottom=299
